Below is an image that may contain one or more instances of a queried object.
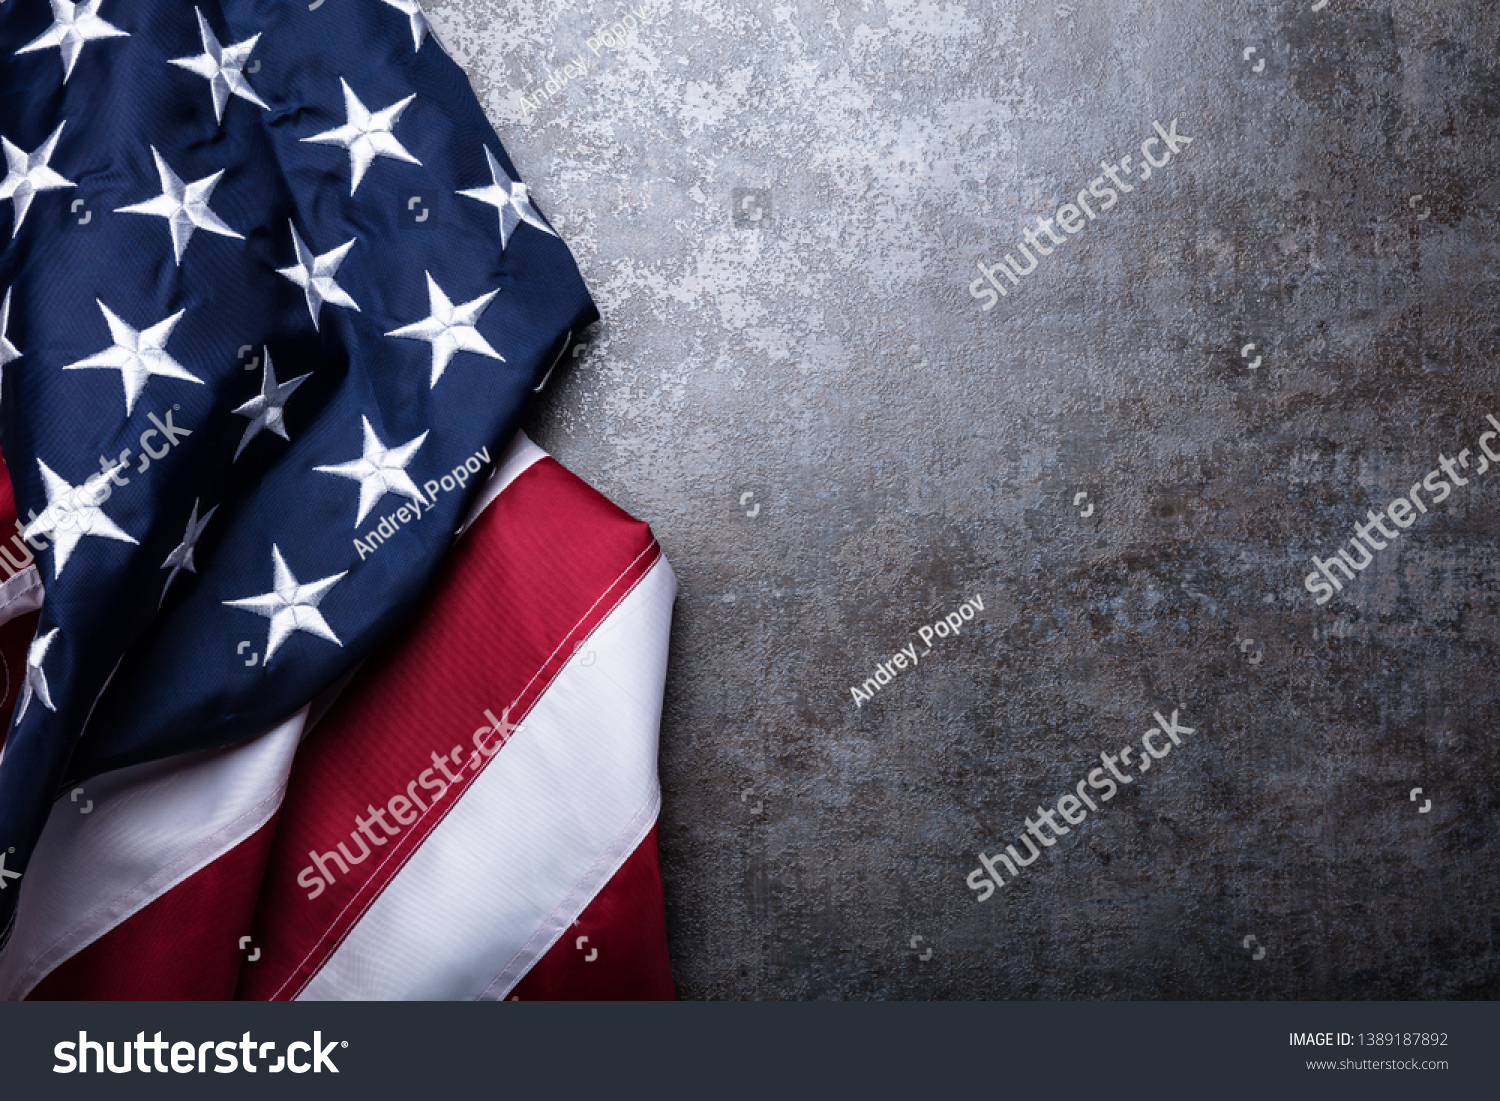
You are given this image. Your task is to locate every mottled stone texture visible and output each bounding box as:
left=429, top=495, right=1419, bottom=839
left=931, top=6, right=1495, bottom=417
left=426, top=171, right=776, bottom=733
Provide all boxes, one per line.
left=428, top=0, right=1500, bottom=998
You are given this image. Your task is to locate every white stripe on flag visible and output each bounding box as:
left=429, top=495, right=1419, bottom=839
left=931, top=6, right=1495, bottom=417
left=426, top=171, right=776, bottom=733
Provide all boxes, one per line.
left=296, top=554, right=677, bottom=1001
left=0, top=707, right=307, bottom=1000
left=0, top=564, right=42, bottom=628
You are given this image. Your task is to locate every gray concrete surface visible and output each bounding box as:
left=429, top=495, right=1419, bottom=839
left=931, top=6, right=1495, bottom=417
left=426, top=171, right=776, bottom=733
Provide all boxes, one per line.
left=430, top=0, right=1500, bottom=998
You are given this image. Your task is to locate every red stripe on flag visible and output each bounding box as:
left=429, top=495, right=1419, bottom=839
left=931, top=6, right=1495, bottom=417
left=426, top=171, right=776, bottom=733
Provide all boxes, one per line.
left=26, top=815, right=280, bottom=1001
left=240, top=457, right=661, bottom=1001
left=0, top=446, right=37, bottom=750
left=508, top=823, right=674, bottom=1001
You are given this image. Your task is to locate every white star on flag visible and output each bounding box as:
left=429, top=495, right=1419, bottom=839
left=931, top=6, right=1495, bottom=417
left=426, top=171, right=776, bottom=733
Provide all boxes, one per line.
left=379, top=0, right=435, bottom=52
left=458, top=146, right=557, bottom=250
left=23, top=458, right=139, bottom=579
left=0, top=287, right=20, bottom=371
left=277, top=223, right=360, bottom=330
left=115, top=146, right=244, bottom=264
left=160, top=498, right=217, bottom=600
left=62, top=299, right=203, bottom=416
left=231, top=349, right=310, bottom=461
left=1, top=121, right=75, bottom=239
left=314, top=415, right=429, bottom=526
left=15, top=0, right=129, bottom=84
left=168, top=7, right=269, bottom=124
left=15, top=627, right=60, bottom=724
left=301, top=79, right=421, bottom=195
left=224, top=545, right=346, bottom=663
left=385, top=272, right=503, bottom=387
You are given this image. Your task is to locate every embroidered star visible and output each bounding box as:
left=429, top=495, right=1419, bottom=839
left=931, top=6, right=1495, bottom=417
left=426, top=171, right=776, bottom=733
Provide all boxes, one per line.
left=168, top=7, right=269, bottom=124
left=15, top=0, right=129, bottom=84
left=15, top=627, right=60, bottom=724
left=1, top=122, right=75, bottom=239
left=62, top=299, right=203, bottom=416
left=385, top=272, right=503, bottom=387
left=115, top=146, right=243, bottom=264
left=458, top=146, right=557, bottom=250
left=160, top=498, right=217, bottom=601
left=378, top=0, right=434, bottom=52
left=314, top=415, right=429, bottom=526
left=0, top=288, right=19, bottom=371
left=231, top=350, right=311, bottom=461
left=301, top=79, right=420, bottom=195
left=276, top=223, right=359, bottom=330
left=224, top=545, right=346, bottom=663
left=23, top=458, right=138, bottom=579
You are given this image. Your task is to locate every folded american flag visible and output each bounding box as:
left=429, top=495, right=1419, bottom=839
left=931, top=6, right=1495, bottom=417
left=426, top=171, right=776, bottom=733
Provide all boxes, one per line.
left=0, top=2, right=675, bottom=1002
left=0, top=432, right=677, bottom=999
left=0, top=0, right=599, bottom=950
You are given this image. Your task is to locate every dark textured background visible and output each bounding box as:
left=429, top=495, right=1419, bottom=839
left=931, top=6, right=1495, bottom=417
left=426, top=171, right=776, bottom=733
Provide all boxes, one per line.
left=428, top=0, right=1500, bottom=998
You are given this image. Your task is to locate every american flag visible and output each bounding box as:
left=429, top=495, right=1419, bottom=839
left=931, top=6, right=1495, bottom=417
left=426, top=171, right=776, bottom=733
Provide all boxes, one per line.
left=0, top=0, right=674, bottom=998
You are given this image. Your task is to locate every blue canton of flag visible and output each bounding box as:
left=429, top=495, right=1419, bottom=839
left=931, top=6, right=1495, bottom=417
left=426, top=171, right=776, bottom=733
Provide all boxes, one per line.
left=0, top=0, right=597, bottom=946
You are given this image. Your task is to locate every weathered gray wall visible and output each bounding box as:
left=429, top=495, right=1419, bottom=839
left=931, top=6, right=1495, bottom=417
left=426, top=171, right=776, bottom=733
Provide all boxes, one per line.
left=429, top=0, right=1500, bottom=998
